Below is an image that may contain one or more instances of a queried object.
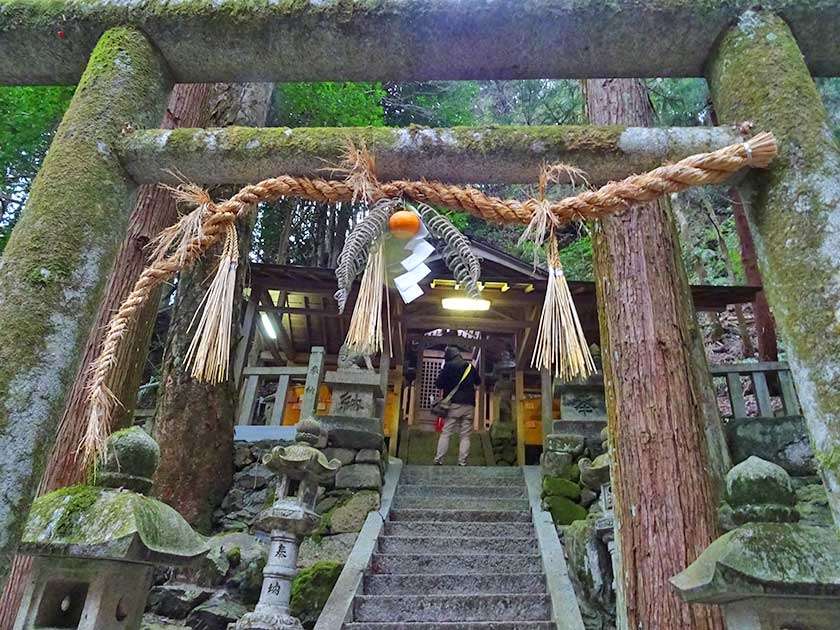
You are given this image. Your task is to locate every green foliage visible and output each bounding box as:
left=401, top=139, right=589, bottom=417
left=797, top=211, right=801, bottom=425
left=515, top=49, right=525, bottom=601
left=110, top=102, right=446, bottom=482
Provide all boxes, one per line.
left=383, top=81, right=478, bottom=126
left=272, top=82, right=386, bottom=127
left=645, top=78, right=709, bottom=126
left=0, top=85, right=73, bottom=253
left=558, top=235, right=594, bottom=281
left=475, top=80, right=584, bottom=125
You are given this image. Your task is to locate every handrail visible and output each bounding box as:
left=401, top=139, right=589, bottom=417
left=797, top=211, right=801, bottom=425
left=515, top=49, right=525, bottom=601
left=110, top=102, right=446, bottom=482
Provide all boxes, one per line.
left=709, top=361, right=801, bottom=420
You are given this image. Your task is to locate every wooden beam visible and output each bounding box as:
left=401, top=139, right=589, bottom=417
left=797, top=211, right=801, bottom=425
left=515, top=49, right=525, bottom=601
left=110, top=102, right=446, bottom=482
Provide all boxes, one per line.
left=258, top=289, right=297, bottom=363
left=516, top=305, right=541, bottom=367
left=300, top=346, right=326, bottom=420
left=515, top=370, right=526, bottom=466
left=540, top=369, right=553, bottom=448
left=388, top=365, right=404, bottom=457
left=233, top=297, right=258, bottom=388
left=269, top=375, right=290, bottom=426
left=405, top=316, right=535, bottom=333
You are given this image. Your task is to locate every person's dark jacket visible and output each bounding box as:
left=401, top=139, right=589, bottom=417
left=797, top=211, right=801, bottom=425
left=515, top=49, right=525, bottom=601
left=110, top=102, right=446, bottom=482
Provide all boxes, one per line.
left=436, top=357, right=481, bottom=406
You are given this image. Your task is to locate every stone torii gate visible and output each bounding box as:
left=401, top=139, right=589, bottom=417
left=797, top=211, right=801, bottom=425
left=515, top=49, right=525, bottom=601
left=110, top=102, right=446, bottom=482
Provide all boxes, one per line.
left=1, top=0, right=839, bottom=599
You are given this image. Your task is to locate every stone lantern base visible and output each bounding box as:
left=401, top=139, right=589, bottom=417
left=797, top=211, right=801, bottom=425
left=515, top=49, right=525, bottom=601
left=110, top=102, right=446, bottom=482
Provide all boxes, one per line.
left=15, top=557, right=152, bottom=630
left=231, top=610, right=303, bottom=630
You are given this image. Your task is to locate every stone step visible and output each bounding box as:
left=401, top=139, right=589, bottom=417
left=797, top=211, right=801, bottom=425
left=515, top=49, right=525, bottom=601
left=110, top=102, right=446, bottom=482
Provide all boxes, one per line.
left=400, top=467, right=524, bottom=487
left=389, top=509, right=531, bottom=523
left=378, top=536, right=538, bottom=555
left=353, top=594, right=552, bottom=623
left=384, top=520, right=534, bottom=538
left=396, top=484, right=527, bottom=498
left=345, top=623, right=554, bottom=630
left=371, top=553, right=544, bottom=575
left=392, top=496, right=531, bottom=511
left=364, top=573, right=546, bottom=596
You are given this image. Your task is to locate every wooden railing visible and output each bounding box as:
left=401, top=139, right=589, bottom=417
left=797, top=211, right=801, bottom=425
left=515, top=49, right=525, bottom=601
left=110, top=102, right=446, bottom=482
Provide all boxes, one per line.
left=710, top=361, right=801, bottom=420
left=236, top=346, right=326, bottom=426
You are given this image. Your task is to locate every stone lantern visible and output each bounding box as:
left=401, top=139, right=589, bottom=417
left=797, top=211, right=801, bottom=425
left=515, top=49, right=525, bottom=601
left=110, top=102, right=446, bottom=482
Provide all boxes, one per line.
left=234, top=417, right=341, bottom=630
left=14, top=427, right=208, bottom=630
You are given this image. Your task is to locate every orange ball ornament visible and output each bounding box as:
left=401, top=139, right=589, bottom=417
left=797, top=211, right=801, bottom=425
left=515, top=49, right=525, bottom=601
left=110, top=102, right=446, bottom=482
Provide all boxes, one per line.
left=388, top=210, right=422, bottom=240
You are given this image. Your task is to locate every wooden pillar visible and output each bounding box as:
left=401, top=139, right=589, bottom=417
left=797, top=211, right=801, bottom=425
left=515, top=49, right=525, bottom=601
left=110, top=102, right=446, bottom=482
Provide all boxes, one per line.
left=388, top=365, right=404, bottom=457
left=708, top=9, right=840, bottom=528
left=540, top=369, right=553, bottom=447
left=301, top=346, right=326, bottom=420
left=234, top=296, right=259, bottom=388
left=0, top=27, right=171, bottom=589
left=515, top=370, right=526, bottom=466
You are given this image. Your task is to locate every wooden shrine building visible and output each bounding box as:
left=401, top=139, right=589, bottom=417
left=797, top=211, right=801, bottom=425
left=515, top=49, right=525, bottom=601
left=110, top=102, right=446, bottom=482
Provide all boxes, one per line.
left=231, top=240, right=777, bottom=464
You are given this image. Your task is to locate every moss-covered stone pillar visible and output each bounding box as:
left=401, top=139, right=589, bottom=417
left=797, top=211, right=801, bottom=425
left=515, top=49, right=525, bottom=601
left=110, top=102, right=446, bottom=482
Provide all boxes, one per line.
left=707, top=10, right=840, bottom=529
left=0, top=27, right=171, bottom=586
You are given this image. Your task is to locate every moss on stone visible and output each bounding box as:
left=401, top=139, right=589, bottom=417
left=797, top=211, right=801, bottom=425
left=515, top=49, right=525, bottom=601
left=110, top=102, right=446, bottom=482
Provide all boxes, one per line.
left=24, top=485, right=208, bottom=560
left=542, top=476, right=582, bottom=500
left=707, top=9, right=840, bottom=526
left=290, top=560, right=344, bottom=628
left=544, top=495, right=588, bottom=526
left=0, top=26, right=171, bottom=584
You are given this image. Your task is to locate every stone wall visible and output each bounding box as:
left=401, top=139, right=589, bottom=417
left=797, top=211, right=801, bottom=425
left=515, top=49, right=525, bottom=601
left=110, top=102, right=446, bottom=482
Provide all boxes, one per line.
left=142, top=436, right=387, bottom=630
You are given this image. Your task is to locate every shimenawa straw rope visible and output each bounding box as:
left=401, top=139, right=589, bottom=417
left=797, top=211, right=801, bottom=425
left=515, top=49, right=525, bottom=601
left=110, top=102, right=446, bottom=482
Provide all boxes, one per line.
left=80, top=132, right=777, bottom=464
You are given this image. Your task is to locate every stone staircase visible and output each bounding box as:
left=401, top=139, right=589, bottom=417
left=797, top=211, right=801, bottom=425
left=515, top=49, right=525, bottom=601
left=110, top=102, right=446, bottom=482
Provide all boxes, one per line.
left=343, top=465, right=555, bottom=629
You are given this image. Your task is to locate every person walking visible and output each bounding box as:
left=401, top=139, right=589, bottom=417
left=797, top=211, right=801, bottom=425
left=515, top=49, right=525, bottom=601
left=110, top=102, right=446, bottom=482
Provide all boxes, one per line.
left=434, top=346, right=481, bottom=466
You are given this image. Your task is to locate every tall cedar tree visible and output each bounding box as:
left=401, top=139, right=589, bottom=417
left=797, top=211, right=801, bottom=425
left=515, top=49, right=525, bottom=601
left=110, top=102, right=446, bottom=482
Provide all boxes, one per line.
left=152, top=83, right=274, bottom=533
left=584, top=78, right=729, bottom=630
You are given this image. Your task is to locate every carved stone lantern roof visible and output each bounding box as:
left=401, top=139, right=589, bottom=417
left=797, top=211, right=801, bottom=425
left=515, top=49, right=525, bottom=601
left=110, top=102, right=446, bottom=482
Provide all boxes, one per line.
left=20, top=427, right=208, bottom=566
left=262, top=418, right=342, bottom=484
left=670, top=522, right=840, bottom=603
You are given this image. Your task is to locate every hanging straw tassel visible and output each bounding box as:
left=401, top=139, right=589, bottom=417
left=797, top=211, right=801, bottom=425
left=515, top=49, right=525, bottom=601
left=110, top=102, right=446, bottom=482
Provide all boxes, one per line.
left=185, top=221, right=240, bottom=382
left=344, top=241, right=385, bottom=356
left=532, top=237, right=596, bottom=381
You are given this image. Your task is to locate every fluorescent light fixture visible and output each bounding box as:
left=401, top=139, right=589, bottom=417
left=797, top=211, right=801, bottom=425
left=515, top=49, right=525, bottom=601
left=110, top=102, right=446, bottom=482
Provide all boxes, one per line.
left=442, top=297, right=491, bottom=311
left=260, top=311, right=278, bottom=339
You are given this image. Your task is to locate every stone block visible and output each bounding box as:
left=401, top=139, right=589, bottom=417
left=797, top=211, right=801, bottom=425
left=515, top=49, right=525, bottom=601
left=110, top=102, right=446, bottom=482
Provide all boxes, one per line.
left=330, top=490, right=381, bottom=533
left=233, top=444, right=255, bottom=469
left=726, top=415, right=816, bottom=475
left=580, top=488, right=598, bottom=509
left=543, top=495, right=588, bottom=526
left=542, top=476, right=581, bottom=500
left=335, top=464, right=383, bottom=491
left=355, top=449, right=381, bottom=465
left=490, top=422, right=516, bottom=444
left=185, top=594, right=247, bottom=630
left=558, top=385, right=607, bottom=421
left=552, top=419, right=607, bottom=440
left=540, top=450, right=573, bottom=476
left=290, top=560, right=344, bottom=628
left=146, top=584, right=213, bottom=619
left=545, top=433, right=585, bottom=455
left=298, top=533, right=358, bottom=568
left=233, top=463, right=274, bottom=491
left=320, top=415, right=384, bottom=450
left=323, top=447, right=356, bottom=466
left=725, top=456, right=798, bottom=525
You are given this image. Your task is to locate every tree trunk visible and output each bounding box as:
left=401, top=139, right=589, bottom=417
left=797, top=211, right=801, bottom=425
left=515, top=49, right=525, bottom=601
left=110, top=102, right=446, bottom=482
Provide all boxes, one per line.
left=584, top=78, right=727, bottom=630
left=0, top=82, right=211, bottom=629
left=729, top=189, right=778, bottom=361
left=153, top=82, right=274, bottom=533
